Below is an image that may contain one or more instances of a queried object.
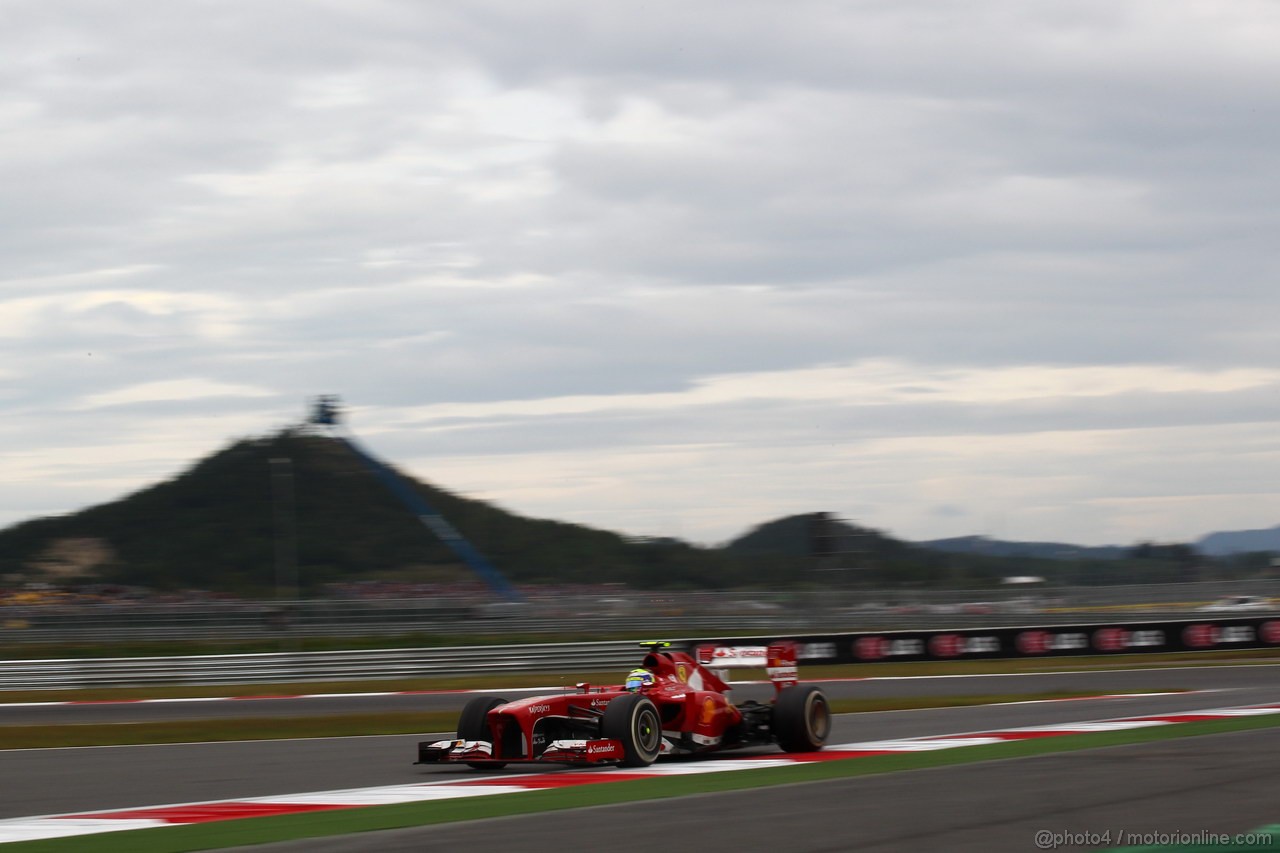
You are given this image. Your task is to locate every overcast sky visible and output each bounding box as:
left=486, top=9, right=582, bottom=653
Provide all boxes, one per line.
left=4, top=1, right=1279, bottom=549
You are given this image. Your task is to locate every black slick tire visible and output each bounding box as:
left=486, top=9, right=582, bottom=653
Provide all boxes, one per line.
left=457, top=695, right=507, bottom=769
left=601, top=693, right=663, bottom=767
left=772, top=684, right=831, bottom=752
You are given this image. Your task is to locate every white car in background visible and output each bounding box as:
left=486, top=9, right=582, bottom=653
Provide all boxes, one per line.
left=1196, top=595, right=1274, bottom=613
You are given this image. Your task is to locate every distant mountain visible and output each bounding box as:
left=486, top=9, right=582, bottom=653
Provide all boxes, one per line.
left=2, top=428, right=1272, bottom=594
left=1195, top=525, right=1280, bottom=557
left=922, top=530, right=1280, bottom=560
left=918, top=536, right=1127, bottom=561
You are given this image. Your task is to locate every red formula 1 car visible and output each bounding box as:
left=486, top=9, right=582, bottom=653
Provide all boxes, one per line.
left=415, top=641, right=830, bottom=769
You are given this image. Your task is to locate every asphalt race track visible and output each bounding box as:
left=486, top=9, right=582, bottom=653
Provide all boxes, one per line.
left=240, top=727, right=1280, bottom=853
left=5, top=665, right=1280, bottom=850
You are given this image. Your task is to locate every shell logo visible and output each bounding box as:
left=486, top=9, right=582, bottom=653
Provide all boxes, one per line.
left=1016, top=630, right=1051, bottom=655
left=929, top=633, right=966, bottom=658
left=699, top=697, right=717, bottom=726
left=855, top=636, right=888, bottom=660
left=1092, top=628, right=1129, bottom=652
left=1262, top=621, right=1280, bottom=645
left=1183, top=623, right=1217, bottom=649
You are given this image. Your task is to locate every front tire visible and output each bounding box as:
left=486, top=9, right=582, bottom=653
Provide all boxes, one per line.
left=601, top=693, right=663, bottom=767
left=457, top=695, right=507, bottom=769
left=772, top=684, right=830, bottom=752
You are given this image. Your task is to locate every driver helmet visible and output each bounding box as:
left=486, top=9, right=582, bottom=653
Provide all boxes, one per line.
left=624, top=668, right=655, bottom=692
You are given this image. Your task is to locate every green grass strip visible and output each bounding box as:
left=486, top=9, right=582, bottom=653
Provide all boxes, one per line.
left=0, top=690, right=1174, bottom=749
left=7, top=709, right=1280, bottom=853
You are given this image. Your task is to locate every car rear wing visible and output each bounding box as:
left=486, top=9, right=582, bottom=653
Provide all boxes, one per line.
left=695, top=641, right=799, bottom=694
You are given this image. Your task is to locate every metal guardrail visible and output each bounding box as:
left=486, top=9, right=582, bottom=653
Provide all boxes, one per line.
left=7, top=610, right=1280, bottom=692
left=0, top=641, right=645, bottom=691
left=3, top=580, right=1280, bottom=691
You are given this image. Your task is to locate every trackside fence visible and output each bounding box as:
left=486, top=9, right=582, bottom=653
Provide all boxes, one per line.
left=3, top=615, right=1280, bottom=691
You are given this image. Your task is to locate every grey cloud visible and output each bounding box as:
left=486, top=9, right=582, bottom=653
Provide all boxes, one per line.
left=3, top=0, right=1279, bottom=545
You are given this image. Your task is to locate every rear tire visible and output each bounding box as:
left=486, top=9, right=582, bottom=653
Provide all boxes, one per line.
left=457, top=695, right=507, bottom=769
left=601, top=693, right=663, bottom=767
left=772, top=684, right=830, bottom=752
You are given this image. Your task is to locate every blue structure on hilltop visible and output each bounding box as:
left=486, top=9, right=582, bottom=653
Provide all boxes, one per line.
left=308, top=395, right=522, bottom=602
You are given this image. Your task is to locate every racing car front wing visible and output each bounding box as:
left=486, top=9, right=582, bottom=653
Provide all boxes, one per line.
left=416, top=738, right=627, bottom=765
